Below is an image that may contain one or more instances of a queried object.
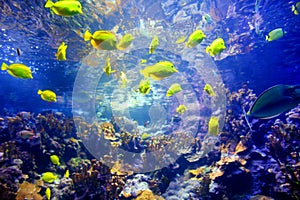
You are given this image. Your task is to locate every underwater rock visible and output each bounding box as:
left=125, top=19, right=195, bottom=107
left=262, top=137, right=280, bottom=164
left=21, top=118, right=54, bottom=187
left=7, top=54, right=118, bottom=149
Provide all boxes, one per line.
left=0, top=165, right=22, bottom=200
left=121, top=174, right=151, bottom=198
left=162, top=178, right=201, bottom=200
left=135, top=189, right=164, bottom=200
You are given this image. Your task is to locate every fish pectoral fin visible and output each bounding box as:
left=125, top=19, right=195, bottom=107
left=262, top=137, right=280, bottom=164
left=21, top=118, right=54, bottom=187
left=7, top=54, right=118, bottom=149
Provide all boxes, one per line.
left=7, top=70, right=19, bottom=78
left=149, top=74, right=162, bottom=80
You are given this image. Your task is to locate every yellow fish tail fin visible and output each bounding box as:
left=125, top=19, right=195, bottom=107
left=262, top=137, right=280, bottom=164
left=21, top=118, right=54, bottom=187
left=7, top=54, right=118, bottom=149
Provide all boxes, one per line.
left=205, top=46, right=210, bottom=54
left=83, top=30, right=92, bottom=41
left=37, top=90, right=43, bottom=95
left=185, top=42, right=189, bottom=47
left=45, top=0, right=54, bottom=8
left=265, top=35, right=270, bottom=41
left=111, top=69, right=116, bottom=73
left=140, top=69, right=147, bottom=77
left=1, top=63, right=8, bottom=70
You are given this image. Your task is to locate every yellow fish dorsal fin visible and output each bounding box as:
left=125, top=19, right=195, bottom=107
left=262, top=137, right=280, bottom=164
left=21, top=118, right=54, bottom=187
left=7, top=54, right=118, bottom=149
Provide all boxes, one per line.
left=45, top=0, right=54, bottom=8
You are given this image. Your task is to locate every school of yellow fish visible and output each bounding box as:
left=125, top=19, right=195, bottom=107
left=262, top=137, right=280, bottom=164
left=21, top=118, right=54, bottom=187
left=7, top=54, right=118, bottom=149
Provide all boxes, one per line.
left=1, top=1, right=297, bottom=195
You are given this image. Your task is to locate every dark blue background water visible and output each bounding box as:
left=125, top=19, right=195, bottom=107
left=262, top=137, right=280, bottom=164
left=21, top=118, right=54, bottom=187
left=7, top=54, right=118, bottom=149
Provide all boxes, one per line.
left=0, top=0, right=299, bottom=115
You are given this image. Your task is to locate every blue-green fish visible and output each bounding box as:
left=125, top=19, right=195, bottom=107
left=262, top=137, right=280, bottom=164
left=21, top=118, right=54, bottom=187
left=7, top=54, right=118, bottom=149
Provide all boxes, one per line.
left=202, top=14, right=213, bottom=24
left=247, top=84, right=300, bottom=119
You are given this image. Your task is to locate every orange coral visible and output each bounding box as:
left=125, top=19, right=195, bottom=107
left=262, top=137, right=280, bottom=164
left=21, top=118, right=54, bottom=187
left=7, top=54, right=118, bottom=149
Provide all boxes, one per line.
left=209, top=167, right=224, bottom=180
left=110, top=160, right=134, bottom=176
left=135, top=189, right=164, bottom=200
left=234, top=141, right=247, bottom=155
left=16, top=181, right=43, bottom=200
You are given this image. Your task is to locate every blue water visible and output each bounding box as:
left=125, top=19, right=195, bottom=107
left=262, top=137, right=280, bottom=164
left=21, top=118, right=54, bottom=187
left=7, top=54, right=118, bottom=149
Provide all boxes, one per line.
left=0, top=1, right=300, bottom=114
left=1, top=0, right=300, bottom=199
left=0, top=0, right=299, bottom=114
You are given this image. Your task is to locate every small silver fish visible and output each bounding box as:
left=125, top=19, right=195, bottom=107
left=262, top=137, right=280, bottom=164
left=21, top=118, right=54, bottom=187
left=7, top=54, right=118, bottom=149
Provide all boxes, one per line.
left=17, top=130, right=35, bottom=139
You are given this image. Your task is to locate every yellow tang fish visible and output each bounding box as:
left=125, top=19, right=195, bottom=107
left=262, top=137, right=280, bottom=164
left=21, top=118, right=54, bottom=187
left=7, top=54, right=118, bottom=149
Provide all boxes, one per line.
left=1, top=62, right=33, bottom=79
left=176, top=36, right=187, bottom=44
left=84, top=30, right=117, bottom=50
left=138, top=79, right=151, bottom=95
left=117, top=33, right=134, bottom=50
left=45, top=187, right=51, bottom=200
left=55, top=42, right=68, bottom=61
left=208, top=116, right=219, bottom=136
left=42, top=172, right=58, bottom=183
left=266, top=28, right=285, bottom=42
left=206, top=38, right=226, bottom=57
left=103, top=57, right=116, bottom=76
left=140, top=61, right=178, bottom=80
left=141, top=133, right=151, bottom=140
left=119, top=71, right=128, bottom=88
left=140, top=59, right=147, bottom=64
left=176, top=104, right=188, bottom=114
left=38, top=90, right=57, bottom=102
left=50, top=155, right=60, bottom=165
left=186, top=30, right=206, bottom=48
left=64, top=169, right=70, bottom=178
left=204, top=83, right=215, bottom=96
left=45, top=0, right=83, bottom=17
left=166, top=83, right=182, bottom=97
left=292, top=2, right=300, bottom=15
left=149, top=36, right=159, bottom=54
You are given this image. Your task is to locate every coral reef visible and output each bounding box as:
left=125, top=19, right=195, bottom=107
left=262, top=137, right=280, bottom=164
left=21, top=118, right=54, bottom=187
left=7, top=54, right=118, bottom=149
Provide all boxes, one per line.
left=0, top=84, right=299, bottom=200
left=0, top=165, right=22, bottom=199
left=16, top=181, right=43, bottom=200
